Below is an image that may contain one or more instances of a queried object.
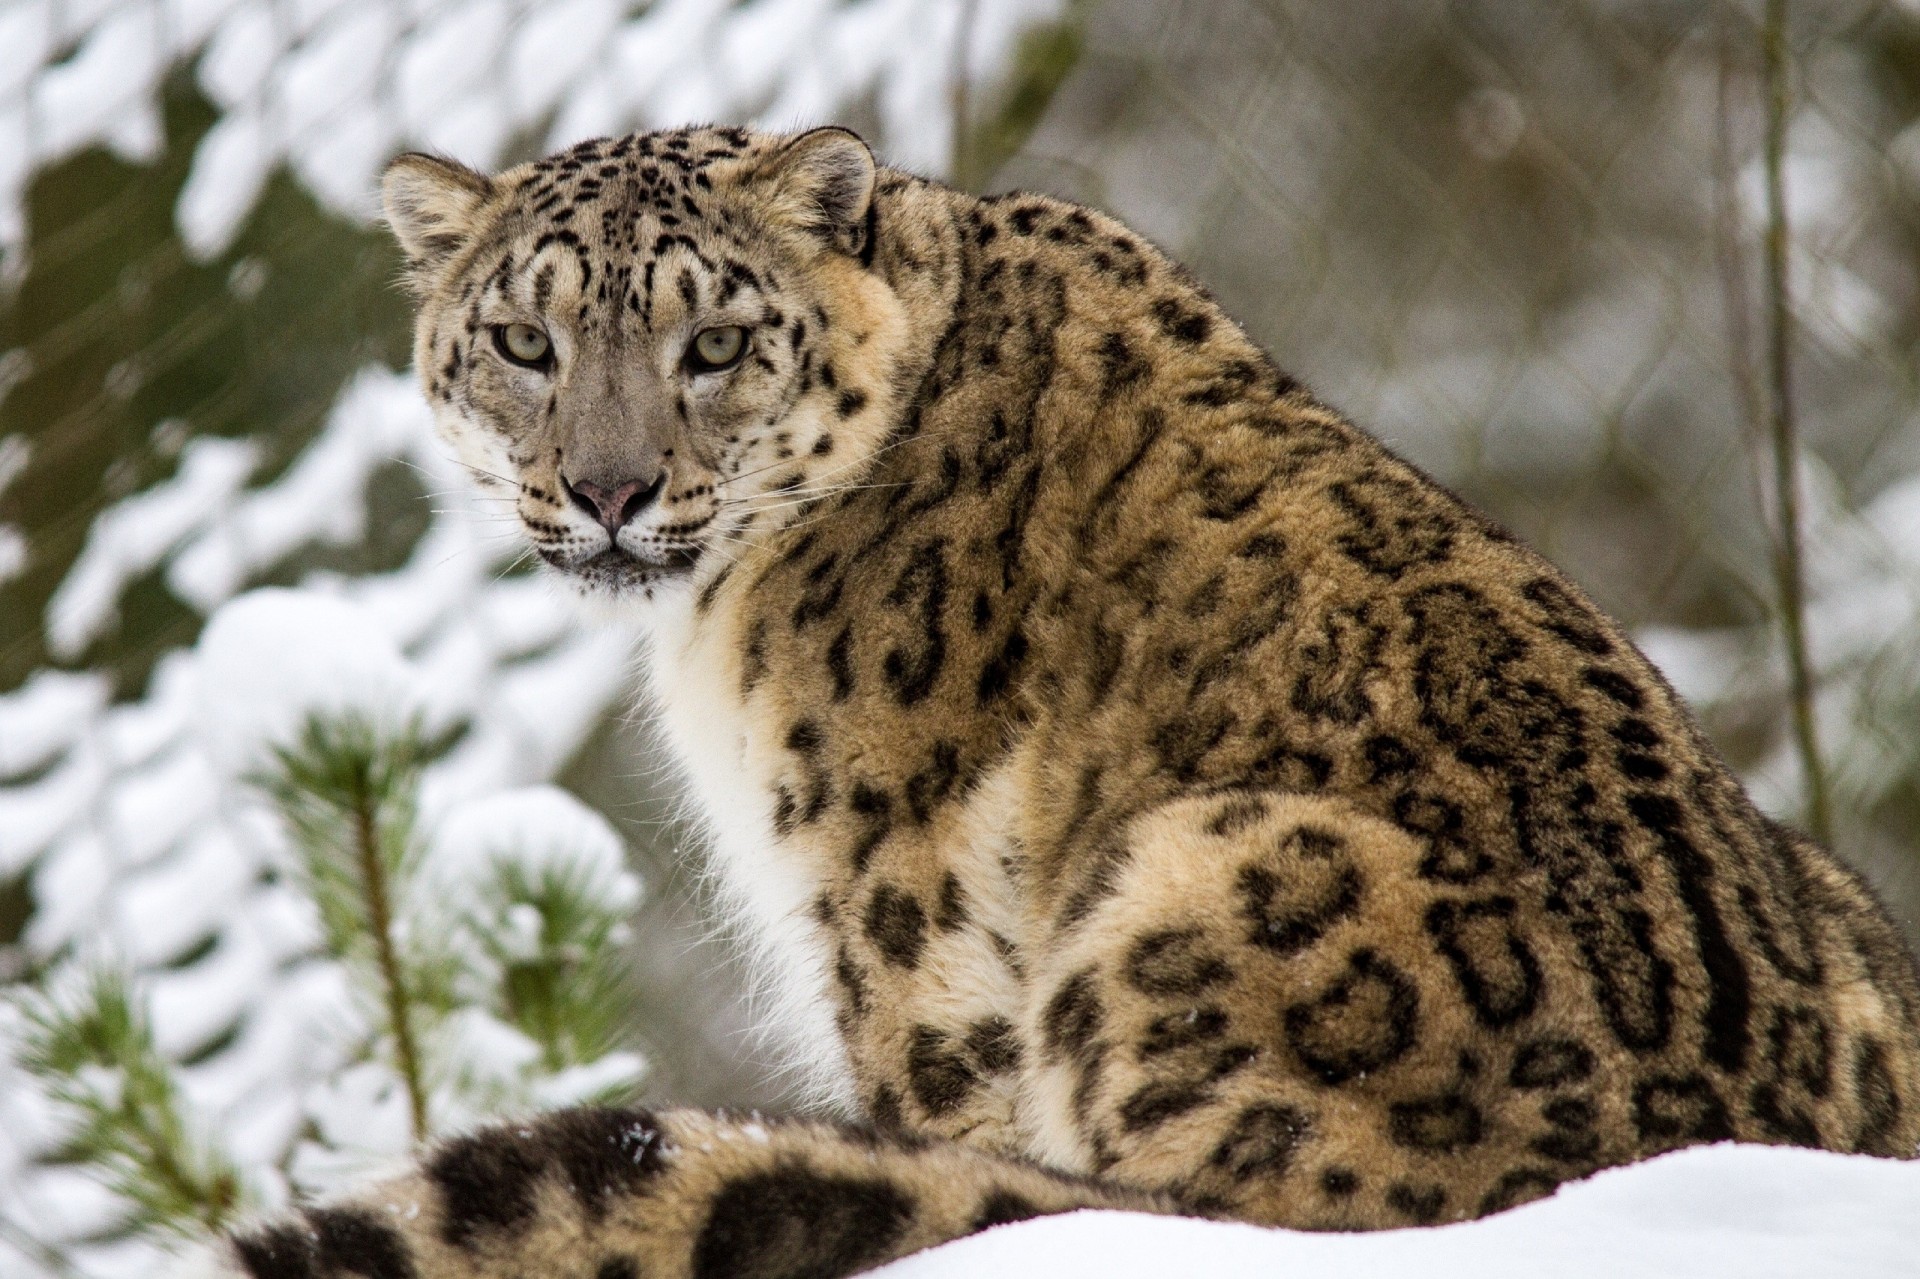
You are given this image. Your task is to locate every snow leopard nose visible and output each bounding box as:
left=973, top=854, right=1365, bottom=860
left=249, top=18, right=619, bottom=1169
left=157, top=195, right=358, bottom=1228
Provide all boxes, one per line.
left=562, top=472, right=665, bottom=535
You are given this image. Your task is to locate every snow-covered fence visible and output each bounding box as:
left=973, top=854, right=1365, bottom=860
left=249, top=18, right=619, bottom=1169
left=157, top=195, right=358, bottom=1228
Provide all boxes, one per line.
left=0, top=0, right=1061, bottom=276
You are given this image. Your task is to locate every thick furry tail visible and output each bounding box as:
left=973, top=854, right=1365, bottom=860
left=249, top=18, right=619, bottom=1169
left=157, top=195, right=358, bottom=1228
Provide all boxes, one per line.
left=182, top=1106, right=1173, bottom=1279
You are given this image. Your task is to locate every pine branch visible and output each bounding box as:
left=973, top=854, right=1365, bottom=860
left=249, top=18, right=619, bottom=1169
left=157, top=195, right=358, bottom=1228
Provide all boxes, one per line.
left=467, top=858, right=640, bottom=1076
left=13, top=971, right=249, bottom=1237
left=0, top=1214, right=84, bottom=1279
left=261, top=715, right=433, bottom=1142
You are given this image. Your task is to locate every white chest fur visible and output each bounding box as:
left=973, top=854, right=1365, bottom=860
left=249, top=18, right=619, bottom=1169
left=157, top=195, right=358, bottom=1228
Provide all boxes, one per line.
left=638, top=591, right=859, bottom=1112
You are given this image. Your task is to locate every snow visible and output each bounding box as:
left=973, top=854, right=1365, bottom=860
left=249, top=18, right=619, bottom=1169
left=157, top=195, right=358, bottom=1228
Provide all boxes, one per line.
left=0, top=0, right=1065, bottom=265
left=0, top=427, right=33, bottom=584
left=0, top=433, right=27, bottom=494
left=504, top=0, right=622, bottom=117
left=1, top=1163, right=129, bottom=1246
left=393, top=0, right=511, bottom=138
left=174, top=112, right=274, bottom=258
left=192, top=587, right=422, bottom=776
left=426, top=784, right=635, bottom=903
left=100, top=747, right=220, bottom=873
left=44, top=436, right=260, bottom=659
left=5, top=566, right=652, bottom=1264
left=22, top=829, right=115, bottom=952
left=160, top=0, right=243, bottom=52
left=0, top=525, right=28, bottom=586
left=139, top=1142, right=1920, bottom=1279
left=0, top=7, right=55, bottom=100
left=29, top=4, right=166, bottom=165
left=876, top=1145, right=1920, bottom=1279
left=0, top=670, right=110, bottom=779
left=289, top=1061, right=416, bottom=1191
left=1641, top=453, right=1920, bottom=825
left=528, top=1050, right=647, bottom=1107
left=175, top=955, right=353, bottom=1125
left=168, top=368, right=423, bottom=611
left=144, top=926, right=271, bottom=1060
left=276, top=8, right=393, bottom=150
left=295, top=102, right=400, bottom=219
left=1, top=371, right=654, bottom=1276
left=0, top=4, right=1105, bottom=1270
left=439, top=1005, right=543, bottom=1080
left=197, top=5, right=279, bottom=108
left=100, top=651, right=200, bottom=770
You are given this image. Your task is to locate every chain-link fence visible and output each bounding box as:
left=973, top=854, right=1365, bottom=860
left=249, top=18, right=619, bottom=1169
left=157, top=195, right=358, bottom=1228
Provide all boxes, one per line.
left=1004, top=0, right=1920, bottom=928
left=1, top=0, right=1918, bottom=1272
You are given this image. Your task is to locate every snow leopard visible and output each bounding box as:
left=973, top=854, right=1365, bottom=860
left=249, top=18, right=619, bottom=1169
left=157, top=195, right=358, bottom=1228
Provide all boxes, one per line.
left=205, top=125, right=1920, bottom=1279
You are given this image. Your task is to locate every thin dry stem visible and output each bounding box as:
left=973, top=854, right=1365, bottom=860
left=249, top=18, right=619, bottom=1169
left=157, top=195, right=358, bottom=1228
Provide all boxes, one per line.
left=1759, top=0, right=1832, bottom=845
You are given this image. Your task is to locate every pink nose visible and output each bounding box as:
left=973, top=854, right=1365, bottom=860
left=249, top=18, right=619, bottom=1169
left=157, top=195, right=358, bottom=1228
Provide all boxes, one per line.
left=563, top=474, right=664, bottom=534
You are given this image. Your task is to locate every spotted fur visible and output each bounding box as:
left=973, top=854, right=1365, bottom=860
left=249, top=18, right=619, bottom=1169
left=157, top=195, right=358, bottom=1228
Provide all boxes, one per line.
left=204, top=125, right=1920, bottom=1279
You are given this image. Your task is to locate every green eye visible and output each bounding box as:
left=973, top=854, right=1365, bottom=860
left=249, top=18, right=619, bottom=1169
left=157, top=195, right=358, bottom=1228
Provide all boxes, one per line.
left=690, top=326, right=746, bottom=371
left=495, top=323, right=551, bottom=367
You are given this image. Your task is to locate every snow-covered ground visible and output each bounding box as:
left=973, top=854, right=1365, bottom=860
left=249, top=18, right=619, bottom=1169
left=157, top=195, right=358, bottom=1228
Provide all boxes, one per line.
left=882, top=1144, right=1920, bottom=1279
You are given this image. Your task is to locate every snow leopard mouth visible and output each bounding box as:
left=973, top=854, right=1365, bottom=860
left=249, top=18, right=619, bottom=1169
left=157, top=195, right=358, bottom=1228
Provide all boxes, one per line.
left=554, top=544, right=703, bottom=593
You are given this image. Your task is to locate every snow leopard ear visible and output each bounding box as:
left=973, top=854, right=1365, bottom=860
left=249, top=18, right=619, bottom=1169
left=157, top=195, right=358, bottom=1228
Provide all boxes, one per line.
left=756, top=127, right=877, bottom=257
left=382, top=152, right=494, bottom=277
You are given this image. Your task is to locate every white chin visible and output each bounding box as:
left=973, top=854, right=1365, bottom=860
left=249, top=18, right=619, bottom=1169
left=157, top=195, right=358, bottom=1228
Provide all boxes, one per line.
left=558, top=559, right=695, bottom=615
left=566, top=584, right=651, bottom=627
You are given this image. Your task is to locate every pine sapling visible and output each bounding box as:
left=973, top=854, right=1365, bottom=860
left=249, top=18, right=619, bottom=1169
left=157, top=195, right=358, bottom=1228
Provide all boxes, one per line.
left=3, top=704, right=648, bottom=1273
left=258, top=713, right=438, bottom=1142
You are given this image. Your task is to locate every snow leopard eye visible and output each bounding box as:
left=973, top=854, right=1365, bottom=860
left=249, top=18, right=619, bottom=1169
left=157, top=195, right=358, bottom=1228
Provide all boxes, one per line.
left=494, top=323, right=552, bottom=368
left=688, top=326, right=747, bottom=372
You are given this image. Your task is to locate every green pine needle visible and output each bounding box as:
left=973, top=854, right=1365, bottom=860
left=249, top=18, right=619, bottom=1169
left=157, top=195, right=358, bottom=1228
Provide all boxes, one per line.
left=260, top=714, right=425, bottom=959
left=258, top=712, right=435, bottom=1140
left=467, top=858, right=640, bottom=1078
left=14, top=970, right=249, bottom=1236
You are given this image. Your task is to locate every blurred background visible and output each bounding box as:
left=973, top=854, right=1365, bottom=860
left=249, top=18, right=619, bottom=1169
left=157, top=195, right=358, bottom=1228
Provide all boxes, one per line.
left=2, top=0, right=1919, bottom=1270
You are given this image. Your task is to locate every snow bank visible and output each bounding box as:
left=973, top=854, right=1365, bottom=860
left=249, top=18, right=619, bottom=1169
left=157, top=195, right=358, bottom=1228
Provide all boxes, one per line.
left=880, top=1144, right=1920, bottom=1279
left=194, top=587, right=422, bottom=776
left=425, top=784, right=640, bottom=914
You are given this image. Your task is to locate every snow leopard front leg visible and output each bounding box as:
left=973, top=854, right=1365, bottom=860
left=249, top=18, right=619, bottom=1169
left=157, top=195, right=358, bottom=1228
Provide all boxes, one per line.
left=204, top=1107, right=1173, bottom=1279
